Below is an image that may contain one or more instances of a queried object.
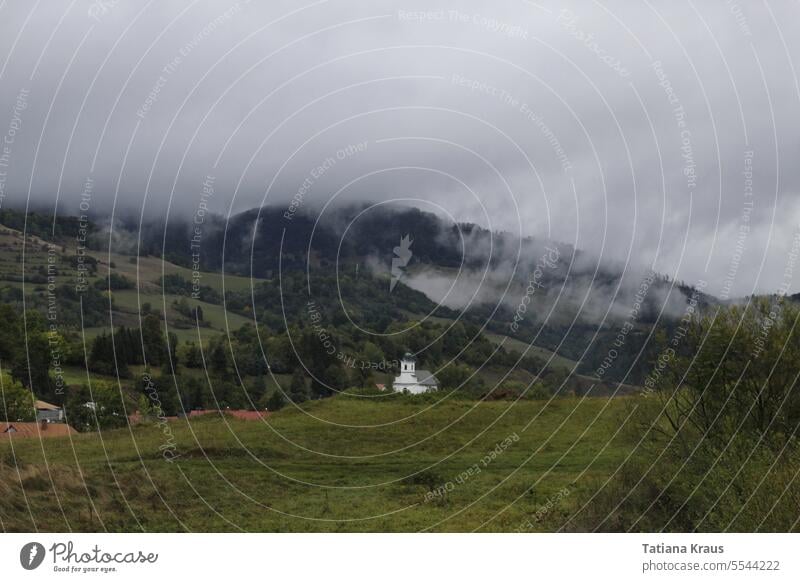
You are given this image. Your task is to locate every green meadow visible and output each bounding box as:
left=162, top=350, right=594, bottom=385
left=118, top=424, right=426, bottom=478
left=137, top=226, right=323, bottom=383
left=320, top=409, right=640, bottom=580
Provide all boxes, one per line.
left=0, top=395, right=633, bottom=532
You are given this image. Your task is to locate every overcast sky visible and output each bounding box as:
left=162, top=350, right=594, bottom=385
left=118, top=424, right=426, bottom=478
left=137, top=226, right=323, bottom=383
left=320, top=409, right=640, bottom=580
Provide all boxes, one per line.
left=1, top=0, right=799, bottom=298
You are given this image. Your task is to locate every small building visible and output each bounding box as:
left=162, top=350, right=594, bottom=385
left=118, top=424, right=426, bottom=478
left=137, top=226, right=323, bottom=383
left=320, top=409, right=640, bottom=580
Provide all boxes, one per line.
left=35, top=400, right=65, bottom=423
left=392, top=353, right=438, bottom=394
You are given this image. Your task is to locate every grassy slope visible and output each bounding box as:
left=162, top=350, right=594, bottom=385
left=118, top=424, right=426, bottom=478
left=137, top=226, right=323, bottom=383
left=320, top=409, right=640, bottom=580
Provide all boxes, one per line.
left=484, top=331, right=578, bottom=372
left=108, top=290, right=254, bottom=343
left=0, top=222, right=263, bottom=338
left=84, top=250, right=259, bottom=294
left=0, top=395, right=634, bottom=532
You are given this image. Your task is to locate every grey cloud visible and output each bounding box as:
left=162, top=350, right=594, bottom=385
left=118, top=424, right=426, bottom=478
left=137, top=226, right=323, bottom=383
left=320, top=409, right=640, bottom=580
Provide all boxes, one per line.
left=1, top=0, right=799, bottom=298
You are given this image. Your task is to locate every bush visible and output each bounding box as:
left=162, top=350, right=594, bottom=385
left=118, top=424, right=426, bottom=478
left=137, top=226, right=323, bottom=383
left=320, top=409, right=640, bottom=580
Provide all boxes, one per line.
left=94, top=273, right=135, bottom=290
left=569, top=300, right=800, bottom=532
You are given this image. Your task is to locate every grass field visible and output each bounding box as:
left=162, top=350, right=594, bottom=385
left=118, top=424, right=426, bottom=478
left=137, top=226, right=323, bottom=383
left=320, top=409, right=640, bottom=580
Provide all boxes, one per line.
left=110, top=290, right=254, bottom=343
left=84, top=250, right=264, bottom=294
left=485, top=331, right=578, bottom=372
left=0, top=222, right=265, bottom=301
left=0, top=222, right=266, bottom=345
left=0, top=394, right=635, bottom=532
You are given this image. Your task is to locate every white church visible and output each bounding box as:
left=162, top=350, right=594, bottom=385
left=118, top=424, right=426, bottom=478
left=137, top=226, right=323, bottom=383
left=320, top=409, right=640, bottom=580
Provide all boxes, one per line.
left=392, top=353, right=439, bottom=394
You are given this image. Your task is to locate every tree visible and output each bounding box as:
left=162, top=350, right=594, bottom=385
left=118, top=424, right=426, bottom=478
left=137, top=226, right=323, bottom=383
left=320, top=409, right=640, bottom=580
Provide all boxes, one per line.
left=266, top=391, right=286, bottom=411
left=653, top=299, right=800, bottom=447
left=265, top=334, right=297, bottom=373
left=315, top=363, right=347, bottom=397
left=141, top=313, right=166, bottom=366
left=95, top=273, right=134, bottom=290
left=574, top=300, right=800, bottom=532
left=178, top=376, right=205, bottom=411
left=0, top=304, right=22, bottom=367
left=230, top=324, right=267, bottom=376
left=300, top=327, right=338, bottom=396
left=11, top=311, right=54, bottom=397
left=0, top=372, right=35, bottom=422
left=180, top=342, right=203, bottom=368
left=138, top=375, right=179, bottom=417
left=248, top=374, right=267, bottom=403
left=209, top=341, right=229, bottom=378
left=65, top=382, right=128, bottom=432
left=89, top=332, right=130, bottom=377
left=288, top=369, right=310, bottom=403
left=436, top=362, right=474, bottom=390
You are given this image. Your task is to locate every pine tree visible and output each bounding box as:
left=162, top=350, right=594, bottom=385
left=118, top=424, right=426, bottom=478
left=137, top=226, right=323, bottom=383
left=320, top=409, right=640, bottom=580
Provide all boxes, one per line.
left=288, top=368, right=310, bottom=403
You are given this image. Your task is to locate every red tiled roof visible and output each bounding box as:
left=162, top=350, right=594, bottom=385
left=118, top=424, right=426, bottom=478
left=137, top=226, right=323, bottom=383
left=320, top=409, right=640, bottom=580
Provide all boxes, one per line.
left=225, top=410, right=268, bottom=421
left=188, top=409, right=268, bottom=421
left=0, top=422, right=77, bottom=439
left=128, top=409, right=269, bottom=423
left=188, top=409, right=217, bottom=417
left=127, top=412, right=178, bottom=423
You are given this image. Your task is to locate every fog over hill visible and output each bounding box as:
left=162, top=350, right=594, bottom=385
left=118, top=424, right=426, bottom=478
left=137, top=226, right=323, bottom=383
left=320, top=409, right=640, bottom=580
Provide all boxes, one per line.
left=86, top=202, right=710, bottom=331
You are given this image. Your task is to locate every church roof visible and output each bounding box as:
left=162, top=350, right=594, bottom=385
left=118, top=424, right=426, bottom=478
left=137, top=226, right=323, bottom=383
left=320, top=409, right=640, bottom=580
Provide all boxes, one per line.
left=415, top=370, right=438, bottom=386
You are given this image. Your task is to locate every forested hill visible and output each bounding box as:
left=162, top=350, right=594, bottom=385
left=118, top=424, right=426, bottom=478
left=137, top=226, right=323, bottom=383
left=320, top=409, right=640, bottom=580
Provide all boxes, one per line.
left=107, top=203, right=715, bottom=384
left=127, top=204, right=506, bottom=276
left=0, top=204, right=720, bottom=395
left=107, top=202, right=710, bottom=317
